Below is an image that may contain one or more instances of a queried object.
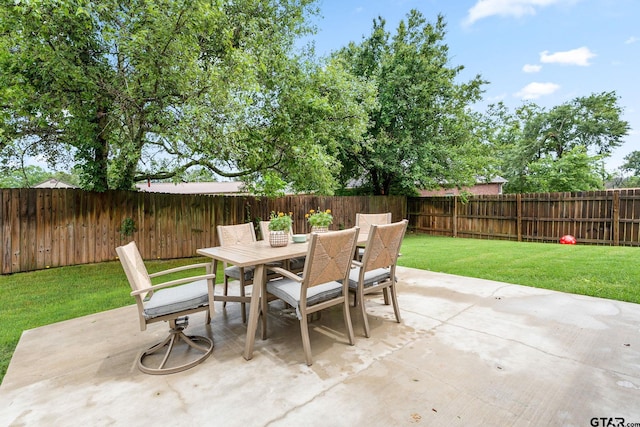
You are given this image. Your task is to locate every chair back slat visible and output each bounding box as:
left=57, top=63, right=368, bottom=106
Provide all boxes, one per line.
left=304, top=228, right=359, bottom=288
left=355, top=212, right=392, bottom=235
left=217, top=223, right=257, bottom=246
left=259, top=221, right=270, bottom=241
left=362, top=220, right=408, bottom=271
left=116, top=241, right=152, bottom=296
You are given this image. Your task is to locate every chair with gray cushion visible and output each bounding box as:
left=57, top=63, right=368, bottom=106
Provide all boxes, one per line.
left=116, top=241, right=215, bottom=374
left=348, top=219, right=408, bottom=337
left=217, top=222, right=259, bottom=323
left=355, top=212, right=392, bottom=260
left=263, top=227, right=359, bottom=365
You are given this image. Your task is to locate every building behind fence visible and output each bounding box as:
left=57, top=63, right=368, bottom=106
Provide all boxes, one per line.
left=2, top=188, right=639, bottom=274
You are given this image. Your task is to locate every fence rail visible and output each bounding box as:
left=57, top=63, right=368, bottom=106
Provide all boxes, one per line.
left=0, top=189, right=405, bottom=274
left=408, top=189, right=640, bottom=246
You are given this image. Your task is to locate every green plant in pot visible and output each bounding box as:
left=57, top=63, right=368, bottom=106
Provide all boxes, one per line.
left=268, top=211, right=293, bottom=247
left=306, top=208, right=333, bottom=232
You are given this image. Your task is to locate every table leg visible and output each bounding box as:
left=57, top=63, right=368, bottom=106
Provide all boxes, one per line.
left=244, top=263, right=265, bottom=360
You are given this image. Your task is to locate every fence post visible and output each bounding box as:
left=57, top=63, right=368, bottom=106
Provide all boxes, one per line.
left=452, top=196, right=457, bottom=237
left=517, top=194, right=522, bottom=242
left=612, top=190, right=619, bottom=246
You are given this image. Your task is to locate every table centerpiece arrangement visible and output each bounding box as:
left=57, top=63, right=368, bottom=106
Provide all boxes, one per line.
left=306, top=208, right=333, bottom=233
left=268, top=211, right=293, bottom=247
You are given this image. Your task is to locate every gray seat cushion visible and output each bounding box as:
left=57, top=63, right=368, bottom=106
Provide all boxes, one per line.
left=224, top=265, right=255, bottom=281
left=347, top=267, right=391, bottom=290
left=266, top=277, right=343, bottom=319
left=288, top=256, right=306, bottom=271
left=143, top=279, right=210, bottom=320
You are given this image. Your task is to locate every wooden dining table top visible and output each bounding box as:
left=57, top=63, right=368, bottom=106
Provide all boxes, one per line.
left=197, top=233, right=369, bottom=267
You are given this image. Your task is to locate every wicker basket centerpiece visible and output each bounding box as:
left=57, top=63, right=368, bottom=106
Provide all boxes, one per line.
left=268, top=211, right=293, bottom=247
left=306, top=208, right=333, bottom=233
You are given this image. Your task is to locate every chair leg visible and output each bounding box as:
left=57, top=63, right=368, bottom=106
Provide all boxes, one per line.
left=240, top=278, right=247, bottom=324
left=389, top=284, right=402, bottom=323
left=261, top=286, right=269, bottom=335
left=299, top=313, right=313, bottom=366
left=358, top=289, right=371, bottom=338
left=223, top=276, right=229, bottom=308
left=382, top=287, right=390, bottom=305
left=342, top=299, right=355, bottom=345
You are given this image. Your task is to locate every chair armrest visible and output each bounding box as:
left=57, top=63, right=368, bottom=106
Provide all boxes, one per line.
left=266, top=266, right=302, bottom=282
left=148, top=262, right=211, bottom=278
left=130, top=273, right=216, bottom=296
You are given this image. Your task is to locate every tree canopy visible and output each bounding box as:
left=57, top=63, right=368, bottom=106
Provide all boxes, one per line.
left=332, top=11, right=488, bottom=196
left=483, top=92, right=629, bottom=193
left=1, top=3, right=632, bottom=196
left=0, top=0, right=372, bottom=194
left=0, top=165, right=79, bottom=188
left=621, top=151, right=640, bottom=177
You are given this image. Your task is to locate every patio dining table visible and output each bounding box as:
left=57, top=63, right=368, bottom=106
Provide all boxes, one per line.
left=197, top=231, right=368, bottom=360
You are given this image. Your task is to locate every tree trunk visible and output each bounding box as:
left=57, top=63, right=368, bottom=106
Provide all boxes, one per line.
left=92, top=109, right=110, bottom=192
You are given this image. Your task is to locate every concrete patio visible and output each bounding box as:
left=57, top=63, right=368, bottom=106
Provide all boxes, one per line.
left=1, top=266, right=639, bottom=426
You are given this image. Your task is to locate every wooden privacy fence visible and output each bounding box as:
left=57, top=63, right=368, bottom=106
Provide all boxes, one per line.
left=409, top=189, right=640, bottom=246
left=0, top=189, right=405, bottom=274
left=3, top=188, right=639, bottom=274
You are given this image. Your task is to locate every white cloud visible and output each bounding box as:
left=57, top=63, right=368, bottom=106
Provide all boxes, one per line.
left=515, top=82, right=560, bottom=99
left=522, top=64, right=542, bottom=73
left=625, top=36, right=638, bottom=44
left=464, top=0, right=568, bottom=25
left=487, top=93, right=508, bottom=102
left=539, top=46, right=595, bottom=66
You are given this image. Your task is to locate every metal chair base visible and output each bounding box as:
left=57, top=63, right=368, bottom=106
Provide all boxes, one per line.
left=138, top=317, right=213, bottom=375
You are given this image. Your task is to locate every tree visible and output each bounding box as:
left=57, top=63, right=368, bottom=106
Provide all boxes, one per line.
left=0, top=165, right=80, bottom=188
left=1, top=0, right=370, bottom=194
left=621, top=151, right=640, bottom=176
left=484, top=92, right=629, bottom=193
left=332, top=11, right=488, bottom=196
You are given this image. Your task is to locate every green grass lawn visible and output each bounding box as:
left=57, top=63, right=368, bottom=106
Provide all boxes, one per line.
left=2, top=234, right=639, bottom=384
left=399, top=234, right=640, bottom=304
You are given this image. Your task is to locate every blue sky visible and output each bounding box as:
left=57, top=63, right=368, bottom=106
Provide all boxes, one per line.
left=305, top=0, right=640, bottom=173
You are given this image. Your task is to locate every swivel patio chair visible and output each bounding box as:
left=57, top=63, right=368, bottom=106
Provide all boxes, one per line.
left=264, top=227, right=359, bottom=366
left=116, top=241, right=215, bottom=374
left=348, top=219, right=408, bottom=337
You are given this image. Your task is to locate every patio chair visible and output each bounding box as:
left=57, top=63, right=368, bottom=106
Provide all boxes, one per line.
left=217, top=222, right=257, bottom=323
left=259, top=220, right=305, bottom=273
left=355, top=212, right=392, bottom=260
left=263, top=227, right=359, bottom=366
left=116, top=241, right=215, bottom=374
left=348, top=219, right=408, bottom=338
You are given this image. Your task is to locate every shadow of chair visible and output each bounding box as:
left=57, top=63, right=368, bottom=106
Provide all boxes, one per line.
left=355, top=212, right=392, bottom=260
left=116, top=241, right=215, bottom=374
left=263, top=227, right=359, bottom=365
left=348, top=219, right=408, bottom=337
left=216, top=223, right=257, bottom=323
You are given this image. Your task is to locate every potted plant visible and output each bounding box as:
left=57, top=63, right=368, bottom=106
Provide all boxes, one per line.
left=306, top=208, right=333, bottom=233
left=268, top=211, right=293, bottom=247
